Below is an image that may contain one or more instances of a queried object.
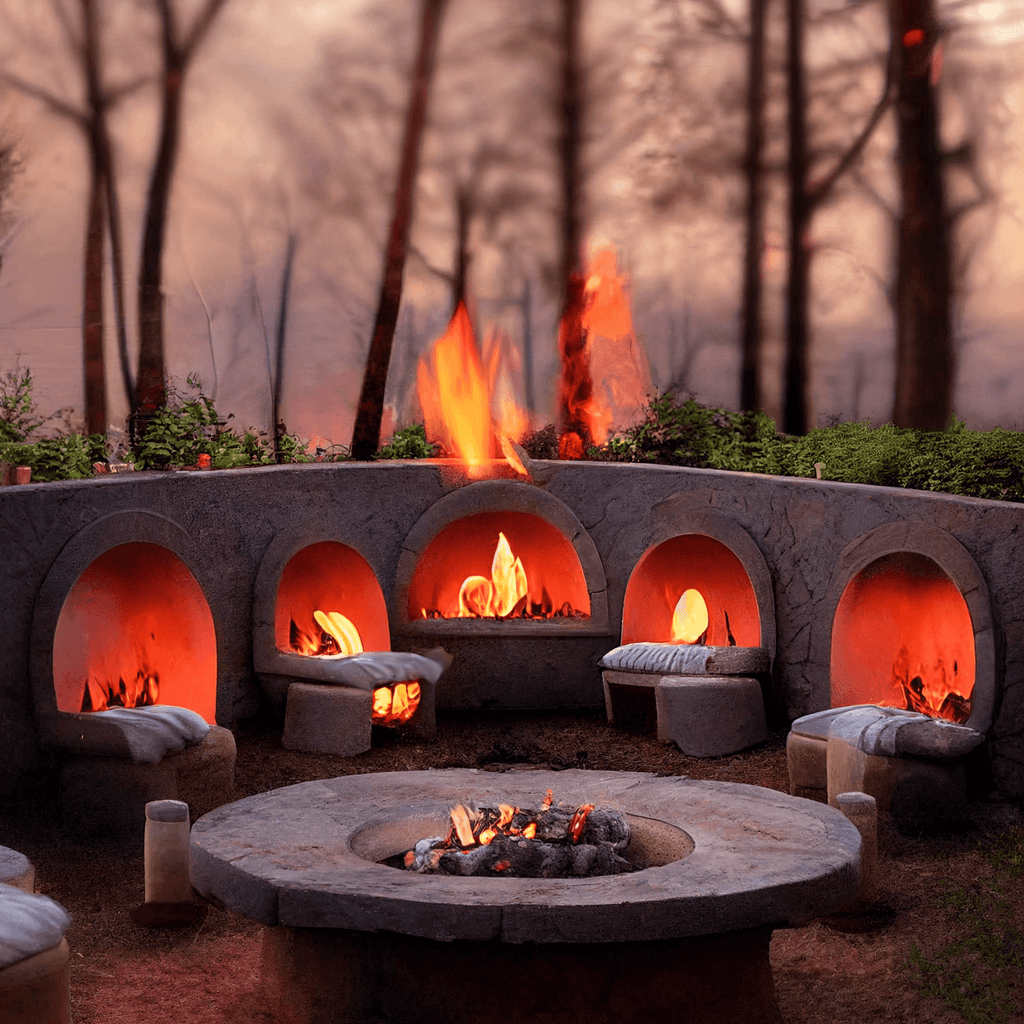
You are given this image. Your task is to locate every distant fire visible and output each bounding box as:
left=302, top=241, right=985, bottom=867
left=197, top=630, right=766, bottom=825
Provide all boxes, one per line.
left=416, top=303, right=527, bottom=478
left=558, top=246, right=651, bottom=459
left=290, top=607, right=420, bottom=727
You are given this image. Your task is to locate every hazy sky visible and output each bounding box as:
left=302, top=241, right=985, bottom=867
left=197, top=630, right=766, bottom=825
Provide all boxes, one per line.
left=1, top=0, right=1023, bottom=447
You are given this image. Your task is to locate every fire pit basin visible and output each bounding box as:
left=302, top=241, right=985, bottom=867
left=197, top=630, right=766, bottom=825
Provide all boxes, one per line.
left=190, top=769, right=860, bottom=1024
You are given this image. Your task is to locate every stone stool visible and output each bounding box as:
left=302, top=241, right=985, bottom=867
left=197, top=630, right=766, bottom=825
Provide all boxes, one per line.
left=0, top=846, right=34, bottom=893
left=282, top=650, right=447, bottom=756
left=600, top=643, right=770, bottom=757
left=788, top=705, right=984, bottom=829
left=54, top=705, right=236, bottom=835
left=0, top=884, right=72, bottom=1024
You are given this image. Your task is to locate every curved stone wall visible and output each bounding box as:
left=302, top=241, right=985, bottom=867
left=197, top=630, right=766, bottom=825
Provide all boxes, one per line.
left=1, top=459, right=1021, bottom=798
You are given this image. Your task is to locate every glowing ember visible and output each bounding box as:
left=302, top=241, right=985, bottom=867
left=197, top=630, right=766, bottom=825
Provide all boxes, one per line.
left=401, top=791, right=633, bottom=878
left=290, top=608, right=420, bottom=727
left=81, top=667, right=159, bottom=712
left=670, top=589, right=710, bottom=645
left=417, top=303, right=528, bottom=478
left=831, top=553, right=975, bottom=725
left=889, top=644, right=971, bottom=724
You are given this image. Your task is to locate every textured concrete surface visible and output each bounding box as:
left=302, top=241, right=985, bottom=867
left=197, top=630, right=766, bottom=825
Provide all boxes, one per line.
left=189, top=769, right=861, bottom=943
left=0, top=460, right=1020, bottom=798
left=282, top=683, right=372, bottom=756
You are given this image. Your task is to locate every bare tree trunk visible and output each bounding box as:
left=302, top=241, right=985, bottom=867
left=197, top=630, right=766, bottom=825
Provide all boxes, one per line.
left=783, top=0, right=811, bottom=435
left=740, top=0, right=767, bottom=414
left=350, top=0, right=448, bottom=460
left=273, top=232, right=297, bottom=459
left=890, top=0, right=953, bottom=430
left=452, top=182, right=470, bottom=315
left=82, top=145, right=107, bottom=435
left=557, top=0, right=584, bottom=291
left=135, top=0, right=228, bottom=423
left=80, top=0, right=107, bottom=435
left=782, top=0, right=893, bottom=434
left=556, top=0, right=588, bottom=452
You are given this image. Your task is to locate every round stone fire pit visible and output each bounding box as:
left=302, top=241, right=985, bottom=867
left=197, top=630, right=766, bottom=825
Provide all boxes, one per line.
left=189, top=769, right=860, bottom=1024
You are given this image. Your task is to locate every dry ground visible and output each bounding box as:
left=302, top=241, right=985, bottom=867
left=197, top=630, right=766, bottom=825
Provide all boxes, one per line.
left=3, top=710, right=1023, bottom=1024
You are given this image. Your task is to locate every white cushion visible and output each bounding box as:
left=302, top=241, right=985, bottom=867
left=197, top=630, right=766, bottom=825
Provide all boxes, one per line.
left=0, top=884, right=72, bottom=969
left=56, top=705, right=211, bottom=764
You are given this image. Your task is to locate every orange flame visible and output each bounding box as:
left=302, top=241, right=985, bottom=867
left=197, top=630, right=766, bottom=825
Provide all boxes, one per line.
left=670, top=589, right=710, bottom=645
left=417, top=303, right=527, bottom=478
left=558, top=246, right=651, bottom=457
left=373, top=681, right=421, bottom=727
left=81, top=667, right=159, bottom=712
left=294, top=609, right=420, bottom=726
left=457, top=532, right=529, bottom=618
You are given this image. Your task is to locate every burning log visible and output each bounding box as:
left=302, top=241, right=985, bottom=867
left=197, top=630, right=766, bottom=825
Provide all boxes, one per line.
left=403, top=798, right=634, bottom=878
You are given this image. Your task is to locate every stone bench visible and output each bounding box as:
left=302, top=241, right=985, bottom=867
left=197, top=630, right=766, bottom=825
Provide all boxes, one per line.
left=788, top=705, right=984, bottom=829
left=280, top=650, right=448, bottom=756
left=0, top=884, right=73, bottom=1024
left=51, top=705, right=236, bottom=836
left=600, top=644, right=770, bottom=757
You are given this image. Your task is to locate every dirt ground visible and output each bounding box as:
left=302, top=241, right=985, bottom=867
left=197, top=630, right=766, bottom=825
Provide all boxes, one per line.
left=3, top=709, right=1023, bottom=1024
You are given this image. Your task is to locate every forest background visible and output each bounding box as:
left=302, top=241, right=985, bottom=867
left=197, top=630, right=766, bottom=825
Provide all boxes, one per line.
left=0, top=0, right=1022, bottom=454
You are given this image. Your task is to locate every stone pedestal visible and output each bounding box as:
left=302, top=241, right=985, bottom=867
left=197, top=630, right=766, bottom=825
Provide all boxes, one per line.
left=283, top=684, right=373, bottom=756
left=261, top=924, right=783, bottom=1024
left=0, top=937, right=71, bottom=1024
left=603, top=669, right=768, bottom=757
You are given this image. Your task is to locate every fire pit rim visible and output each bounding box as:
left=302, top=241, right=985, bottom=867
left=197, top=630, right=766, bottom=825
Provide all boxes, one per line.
left=808, top=519, right=997, bottom=734
left=188, top=769, right=861, bottom=944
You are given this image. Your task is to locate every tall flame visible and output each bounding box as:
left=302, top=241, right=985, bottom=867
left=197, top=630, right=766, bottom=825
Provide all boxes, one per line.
left=458, top=532, right=528, bottom=618
left=417, top=304, right=527, bottom=477
left=558, top=246, right=651, bottom=458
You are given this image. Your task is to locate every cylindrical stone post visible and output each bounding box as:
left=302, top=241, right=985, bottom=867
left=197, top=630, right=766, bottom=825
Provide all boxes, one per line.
left=836, top=791, right=877, bottom=901
left=144, top=800, right=192, bottom=904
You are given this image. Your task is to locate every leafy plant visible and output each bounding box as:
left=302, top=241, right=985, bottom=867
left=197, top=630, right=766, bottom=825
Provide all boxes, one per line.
left=0, top=432, right=106, bottom=482
left=589, top=392, right=1024, bottom=504
left=375, top=423, right=436, bottom=460
left=0, top=362, right=45, bottom=442
left=129, top=376, right=321, bottom=470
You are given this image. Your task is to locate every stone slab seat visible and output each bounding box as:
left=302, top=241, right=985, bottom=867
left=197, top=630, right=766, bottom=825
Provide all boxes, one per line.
left=788, top=705, right=985, bottom=828
left=600, top=644, right=770, bottom=757
left=281, top=650, right=448, bottom=757
left=0, top=884, right=72, bottom=1024
left=53, top=706, right=236, bottom=835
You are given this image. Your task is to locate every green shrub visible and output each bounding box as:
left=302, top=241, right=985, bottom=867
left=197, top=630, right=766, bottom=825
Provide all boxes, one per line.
left=589, top=393, right=1024, bottom=504
left=376, top=423, right=436, bottom=460
left=0, top=432, right=106, bottom=482
left=131, top=376, right=320, bottom=470
left=0, top=363, right=45, bottom=443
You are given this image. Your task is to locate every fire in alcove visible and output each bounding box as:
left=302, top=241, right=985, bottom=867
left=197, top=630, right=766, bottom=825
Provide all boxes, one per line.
left=406, top=511, right=591, bottom=622
left=276, top=542, right=420, bottom=726
left=52, top=543, right=217, bottom=721
left=621, top=535, right=760, bottom=646
left=831, top=552, right=975, bottom=724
